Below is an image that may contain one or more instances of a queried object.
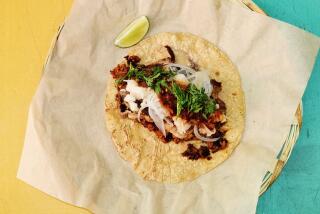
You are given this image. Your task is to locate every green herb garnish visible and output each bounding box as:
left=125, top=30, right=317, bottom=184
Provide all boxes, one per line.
left=115, top=64, right=138, bottom=84
left=116, top=64, right=174, bottom=94
left=115, top=63, right=216, bottom=118
left=172, top=83, right=216, bottom=118
left=171, top=82, right=187, bottom=115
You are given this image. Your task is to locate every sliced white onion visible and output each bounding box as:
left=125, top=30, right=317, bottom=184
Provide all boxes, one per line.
left=166, top=63, right=196, bottom=77
left=146, top=93, right=168, bottom=118
left=193, top=125, right=219, bottom=142
left=136, top=93, right=168, bottom=137
left=167, top=64, right=213, bottom=96
left=188, top=71, right=213, bottom=96
left=149, top=107, right=166, bottom=136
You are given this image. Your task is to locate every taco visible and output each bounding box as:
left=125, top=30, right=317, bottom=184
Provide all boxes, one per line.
left=105, top=32, right=245, bottom=183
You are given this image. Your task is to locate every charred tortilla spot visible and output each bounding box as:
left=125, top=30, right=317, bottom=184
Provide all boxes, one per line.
left=211, top=79, right=222, bottom=98
left=164, top=45, right=175, bottom=63
left=189, top=58, right=199, bottom=71
left=215, top=71, right=220, bottom=76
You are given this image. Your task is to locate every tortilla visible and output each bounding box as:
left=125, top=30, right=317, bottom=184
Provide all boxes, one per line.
left=105, top=32, right=245, bottom=183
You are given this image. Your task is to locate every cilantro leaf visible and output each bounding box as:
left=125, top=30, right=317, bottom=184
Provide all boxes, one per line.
left=172, top=82, right=186, bottom=115
left=171, top=83, right=216, bottom=118
left=115, top=64, right=138, bottom=84
left=115, top=64, right=175, bottom=94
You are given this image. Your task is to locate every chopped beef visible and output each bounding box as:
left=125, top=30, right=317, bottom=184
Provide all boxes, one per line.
left=139, top=63, right=165, bottom=76
left=115, top=93, right=121, bottom=103
left=137, top=81, right=148, bottom=88
left=120, top=104, right=127, bottom=113
left=173, top=138, right=181, bottom=144
left=159, top=92, right=177, bottom=115
left=182, top=144, right=211, bottom=160
left=117, top=81, right=127, bottom=90
left=142, top=107, right=148, bottom=115
left=211, top=130, right=223, bottom=138
left=180, top=111, right=204, bottom=123
left=199, top=146, right=211, bottom=159
left=216, top=98, right=226, bottom=113
left=212, top=111, right=223, bottom=123
left=219, top=138, right=228, bottom=149
left=147, top=123, right=156, bottom=131
left=204, top=113, right=225, bottom=129
left=140, top=112, right=153, bottom=123
left=136, top=99, right=142, bottom=108
left=140, top=118, right=156, bottom=131
left=145, top=63, right=165, bottom=68
left=207, top=141, right=220, bottom=153
left=211, top=79, right=222, bottom=98
left=219, top=125, right=229, bottom=133
left=165, top=132, right=173, bottom=142
left=155, top=130, right=167, bottom=142
left=182, top=144, right=200, bottom=160
left=184, top=129, right=196, bottom=141
left=214, top=122, right=223, bottom=130
left=203, top=119, right=215, bottom=130
left=116, top=93, right=128, bottom=113
left=124, top=55, right=141, bottom=66
left=110, top=64, right=129, bottom=79
left=164, top=45, right=175, bottom=63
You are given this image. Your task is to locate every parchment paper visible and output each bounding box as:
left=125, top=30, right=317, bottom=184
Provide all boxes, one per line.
left=17, top=0, right=320, bottom=213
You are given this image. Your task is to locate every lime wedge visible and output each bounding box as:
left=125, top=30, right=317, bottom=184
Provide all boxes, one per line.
left=114, top=16, right=149, bottom=48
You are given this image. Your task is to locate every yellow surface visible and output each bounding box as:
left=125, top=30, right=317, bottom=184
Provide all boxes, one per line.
left=0, top=1, right=90, bottom=213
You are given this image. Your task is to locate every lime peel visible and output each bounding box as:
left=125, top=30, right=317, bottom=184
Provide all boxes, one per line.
left=114, top=16, right=149, bottom=48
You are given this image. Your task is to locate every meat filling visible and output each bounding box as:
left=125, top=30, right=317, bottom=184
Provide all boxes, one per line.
left=109, top=50, right=229, bottom=160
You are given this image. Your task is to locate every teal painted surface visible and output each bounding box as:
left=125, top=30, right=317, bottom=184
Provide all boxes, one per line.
left=254, top=0, right=320, bottom=213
